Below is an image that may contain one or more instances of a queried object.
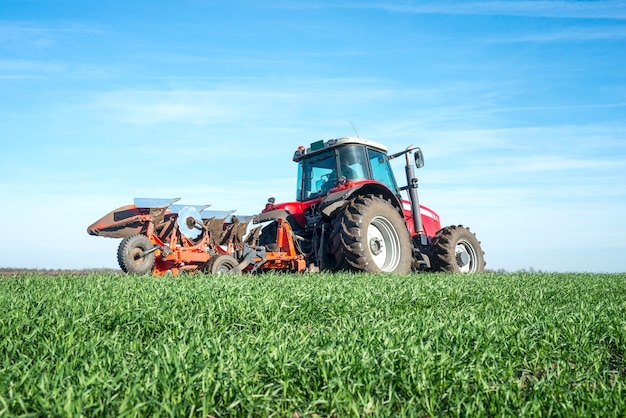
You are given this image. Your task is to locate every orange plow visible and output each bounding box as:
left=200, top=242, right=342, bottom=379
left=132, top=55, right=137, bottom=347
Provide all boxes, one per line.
left=87, top=198, right=306, bottom=276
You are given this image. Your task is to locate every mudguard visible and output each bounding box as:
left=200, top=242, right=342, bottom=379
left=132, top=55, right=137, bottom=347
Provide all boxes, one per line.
left=320, top=182, right=402, bottom=218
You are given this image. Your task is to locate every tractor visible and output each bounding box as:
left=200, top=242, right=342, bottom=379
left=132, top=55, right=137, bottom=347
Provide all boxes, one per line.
left=256, top=137, right=484, bottom=274
left=87, top=137, right=485, bottom=275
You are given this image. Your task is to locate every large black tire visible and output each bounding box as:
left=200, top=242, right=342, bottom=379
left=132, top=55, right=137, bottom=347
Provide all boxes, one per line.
left=205, top=254, right=241, bottom=274
left=117, top=234, right=156, bottom=275
left=330, top=195, right=413, bottom=274
left=430, top=225, right=485, bottom=273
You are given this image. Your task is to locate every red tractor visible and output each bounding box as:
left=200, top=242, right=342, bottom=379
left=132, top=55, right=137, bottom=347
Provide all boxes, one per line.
left=256, top=137, right=484, bottom=274
left=88, top=137, right=485, bottom=275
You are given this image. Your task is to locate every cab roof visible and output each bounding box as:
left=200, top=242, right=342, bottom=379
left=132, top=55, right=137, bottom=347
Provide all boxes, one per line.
left=293, top=137, right=388, bottom=162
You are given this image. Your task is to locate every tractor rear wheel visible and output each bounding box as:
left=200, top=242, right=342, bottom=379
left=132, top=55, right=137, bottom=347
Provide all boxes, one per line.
left=117, top=234, right=156, bottom=275
left=330, top=195, right=413, bottom=274
left=430, top=225, right=485, bottom=273
left=206, top=254, right=240, bottom=274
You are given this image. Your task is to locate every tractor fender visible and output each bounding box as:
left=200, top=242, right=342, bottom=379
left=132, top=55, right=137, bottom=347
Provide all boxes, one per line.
left=320, top=182, right=403, bottom=218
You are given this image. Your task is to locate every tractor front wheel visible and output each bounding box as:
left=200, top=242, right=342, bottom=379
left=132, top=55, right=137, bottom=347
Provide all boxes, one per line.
left=330, top=195, right=413, bottom=274
left=430, top=225, right=485, bottom=273
left=117, top=234, right=156, bottom=275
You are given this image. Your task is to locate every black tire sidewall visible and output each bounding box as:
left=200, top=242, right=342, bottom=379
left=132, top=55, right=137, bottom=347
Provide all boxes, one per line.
left=117, top=234, right=156, bottom=275
left=331, top=195, right=413, bottom=274
left=207, top=254, right=240, bottom=274
left=430, top=225, right=485, bottom=273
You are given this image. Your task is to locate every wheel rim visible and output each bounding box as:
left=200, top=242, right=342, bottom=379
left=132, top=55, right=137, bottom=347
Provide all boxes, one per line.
left=455, top=239, right=478, bottom=273
left=367, top=216, right=401, bottom=271
left=130, top=247, right=146, bottom=266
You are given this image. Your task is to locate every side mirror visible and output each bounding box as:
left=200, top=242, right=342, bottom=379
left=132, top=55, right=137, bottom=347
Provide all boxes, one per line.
left=414, top=148, right=424, bottom=168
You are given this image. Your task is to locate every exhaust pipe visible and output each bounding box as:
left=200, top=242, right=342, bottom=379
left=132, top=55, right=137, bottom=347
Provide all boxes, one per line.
left=404, top=146, right=428, bottom=246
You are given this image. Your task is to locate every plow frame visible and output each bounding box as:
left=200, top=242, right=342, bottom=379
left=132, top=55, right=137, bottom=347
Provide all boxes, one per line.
left=236, top=218, right=306, bottom=274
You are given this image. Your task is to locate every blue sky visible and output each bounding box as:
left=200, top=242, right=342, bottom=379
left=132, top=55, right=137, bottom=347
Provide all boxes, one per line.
left=1, top=0, right=625, bottom=272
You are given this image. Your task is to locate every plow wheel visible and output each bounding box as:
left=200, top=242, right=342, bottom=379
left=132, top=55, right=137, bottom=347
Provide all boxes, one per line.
left=117, top=234, right=156, bottom=275
left=330, top=195, right=413, bottom=274
left=430, top=225, right=485, bottom=273
left=206, top=254, right=241, bottom=274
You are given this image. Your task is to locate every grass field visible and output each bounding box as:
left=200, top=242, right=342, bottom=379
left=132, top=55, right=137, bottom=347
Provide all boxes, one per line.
left=1, top=271, right=625, bottom=417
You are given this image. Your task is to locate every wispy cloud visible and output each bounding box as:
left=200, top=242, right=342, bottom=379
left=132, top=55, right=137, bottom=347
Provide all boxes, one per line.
left=90, top=82, right=426, bottom=126
left=0, top=22, right=103, bottom=47
left=279, top=1, right=626, bottom=19
left=92, top=89, right=295, bottom=125
left=0, top=59, right=66, bottom=76
left=385, top=1, right=626, bottom=19
left=0, top=22, right=57, bottom=47
left=484, top=25, right=626, bottom=43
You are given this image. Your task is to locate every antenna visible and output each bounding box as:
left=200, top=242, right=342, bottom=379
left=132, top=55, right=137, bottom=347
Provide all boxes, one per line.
left=350, top=122, right=360, bottom=138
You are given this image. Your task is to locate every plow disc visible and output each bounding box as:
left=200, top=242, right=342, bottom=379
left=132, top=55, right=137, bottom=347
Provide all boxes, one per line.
left=87, top=198, right=305, bottom=276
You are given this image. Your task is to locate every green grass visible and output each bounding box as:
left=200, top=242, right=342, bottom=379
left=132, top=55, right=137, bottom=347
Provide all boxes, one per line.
left=0, top=272, right=625, bottom=417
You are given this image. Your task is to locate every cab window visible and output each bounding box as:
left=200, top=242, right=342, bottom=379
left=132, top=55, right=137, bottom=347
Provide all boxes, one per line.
left=368, top=148, right=398, bottom=192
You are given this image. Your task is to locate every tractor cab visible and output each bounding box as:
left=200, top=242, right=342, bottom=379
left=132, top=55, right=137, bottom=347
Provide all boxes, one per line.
left=293, top=137, right=398, bottom=202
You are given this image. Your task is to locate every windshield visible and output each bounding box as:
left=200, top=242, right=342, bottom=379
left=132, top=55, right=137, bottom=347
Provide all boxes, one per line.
left=297, top=149, right=337, bottom=201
